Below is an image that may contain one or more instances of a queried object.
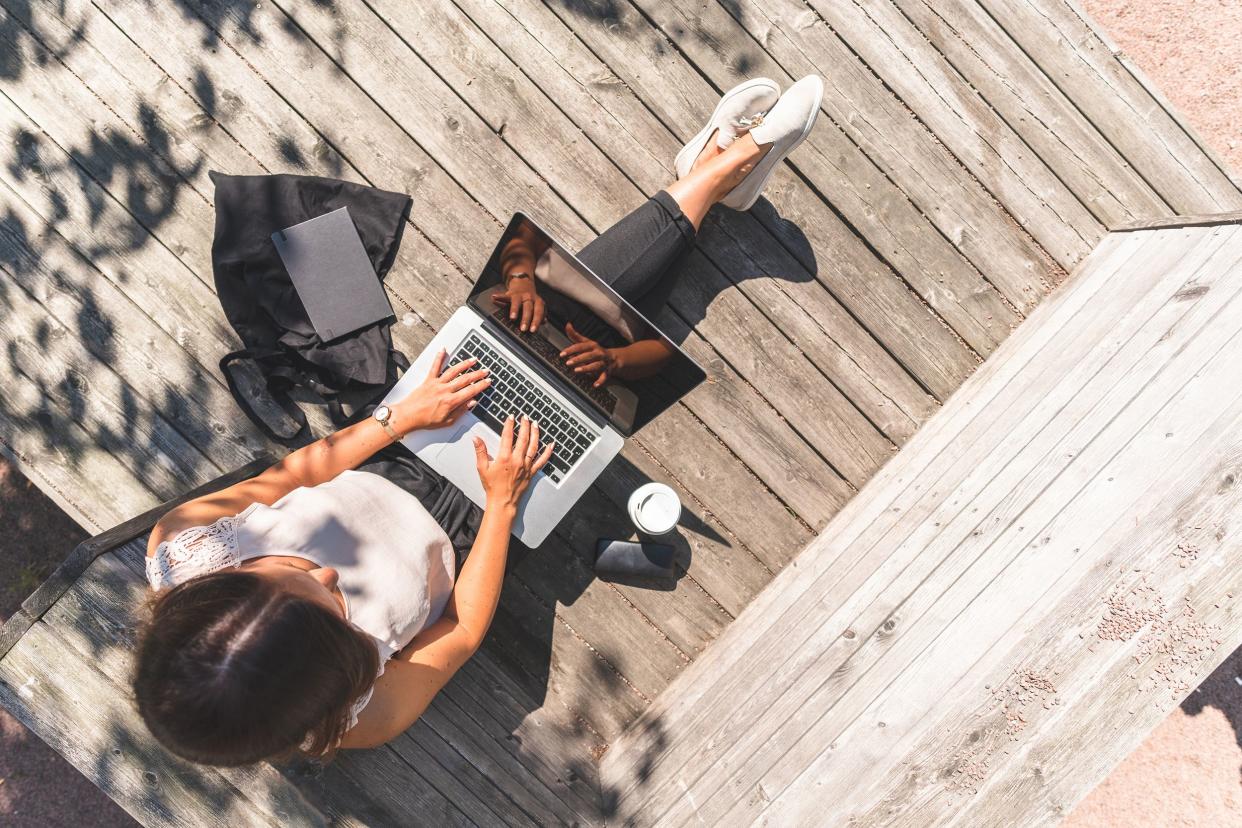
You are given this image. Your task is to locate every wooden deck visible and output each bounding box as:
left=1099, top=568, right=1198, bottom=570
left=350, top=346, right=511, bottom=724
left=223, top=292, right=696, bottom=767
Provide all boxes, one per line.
left=0, top=0, right=1238, bottom=824
left=599, top=219, right=1242, bottom=825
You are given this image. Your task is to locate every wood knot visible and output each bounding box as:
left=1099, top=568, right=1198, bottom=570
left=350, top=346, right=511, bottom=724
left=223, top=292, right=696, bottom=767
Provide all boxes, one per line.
left=843, top=628, right=857, bottom=640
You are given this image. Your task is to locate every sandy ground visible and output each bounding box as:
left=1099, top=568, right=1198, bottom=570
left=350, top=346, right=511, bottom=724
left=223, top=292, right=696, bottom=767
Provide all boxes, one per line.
left=2, top=1, right=1241, bottom=825
left=1081, top=0, right=1242, bottom=180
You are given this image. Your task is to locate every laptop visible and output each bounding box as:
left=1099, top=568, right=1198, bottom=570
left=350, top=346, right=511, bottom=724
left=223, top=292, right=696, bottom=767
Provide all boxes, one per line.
left=381, top=213, right=706, bottom=546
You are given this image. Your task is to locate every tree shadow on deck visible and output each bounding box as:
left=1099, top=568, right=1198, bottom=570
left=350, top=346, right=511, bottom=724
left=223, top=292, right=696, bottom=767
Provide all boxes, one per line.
left=0, top=0, right=823, bottom=818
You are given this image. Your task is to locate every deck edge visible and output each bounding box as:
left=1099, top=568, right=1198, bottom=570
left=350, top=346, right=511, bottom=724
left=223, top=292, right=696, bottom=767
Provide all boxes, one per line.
left=1114, top=211, right=1242, bottom=232
left=0, top=455, right=274, bottom=662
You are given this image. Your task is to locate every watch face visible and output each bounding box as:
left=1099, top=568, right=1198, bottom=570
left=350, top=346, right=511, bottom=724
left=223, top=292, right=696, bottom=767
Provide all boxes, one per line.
left=374, top=405, right=391, bottom=422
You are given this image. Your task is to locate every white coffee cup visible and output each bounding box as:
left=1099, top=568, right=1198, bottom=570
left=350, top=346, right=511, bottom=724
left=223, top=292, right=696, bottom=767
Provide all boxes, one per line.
left=628, top=482, right=682, bottom=536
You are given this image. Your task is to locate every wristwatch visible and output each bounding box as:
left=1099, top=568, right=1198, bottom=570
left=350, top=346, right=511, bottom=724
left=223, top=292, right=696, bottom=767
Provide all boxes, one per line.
left=372, top=404, right=400, bottom=440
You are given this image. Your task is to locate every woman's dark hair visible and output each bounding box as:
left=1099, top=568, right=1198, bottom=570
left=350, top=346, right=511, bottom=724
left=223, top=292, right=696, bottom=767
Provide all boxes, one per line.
left=132, top=570, right=379, bottom=766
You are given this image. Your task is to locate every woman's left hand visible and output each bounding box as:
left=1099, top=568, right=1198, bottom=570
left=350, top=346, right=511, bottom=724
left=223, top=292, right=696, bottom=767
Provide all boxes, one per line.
left=560, top=323, right=616, bottom=388
left=393, top=349, right=491, bottom=433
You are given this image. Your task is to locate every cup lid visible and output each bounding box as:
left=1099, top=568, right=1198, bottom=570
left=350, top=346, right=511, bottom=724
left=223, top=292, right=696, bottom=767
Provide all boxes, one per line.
left=632, top=484, right=680, bottom=533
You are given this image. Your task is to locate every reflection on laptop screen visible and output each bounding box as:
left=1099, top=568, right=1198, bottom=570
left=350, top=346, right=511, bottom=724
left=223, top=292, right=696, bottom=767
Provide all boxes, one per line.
left=467, top=214, right=706, bottom=436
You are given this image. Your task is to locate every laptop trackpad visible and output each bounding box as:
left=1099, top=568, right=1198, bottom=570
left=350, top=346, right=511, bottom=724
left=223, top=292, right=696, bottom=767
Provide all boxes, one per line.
left=428, top=420, right=494, bottom=504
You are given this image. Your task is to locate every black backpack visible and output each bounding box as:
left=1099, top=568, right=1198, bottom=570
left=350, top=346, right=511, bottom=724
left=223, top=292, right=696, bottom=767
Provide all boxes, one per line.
left=210, top=172, right=411, bottom=446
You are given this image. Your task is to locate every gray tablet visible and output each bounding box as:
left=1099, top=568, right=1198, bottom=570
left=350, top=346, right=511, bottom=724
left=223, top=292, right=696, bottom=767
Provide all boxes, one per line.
left=272, top=206, right=394, bottom=342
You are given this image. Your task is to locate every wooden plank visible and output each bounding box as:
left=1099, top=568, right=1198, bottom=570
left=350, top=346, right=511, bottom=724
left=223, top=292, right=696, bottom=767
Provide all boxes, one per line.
left=752, top=289, right=1242, bottom=827
left=610, top=226, right=1242, bottom=824
left=640, top=226, right=1237, bottom=814
left=597, top=227, right=1197, bottom=797
left=0, top=258, right=218, bottom=500
left=328, top=745, right=474, bottom=828
left=596, top=227, right=1142, bottom=786
left=484, top=587, right=647, bottom=742
left=0, top=620, right=307, bottom=827
left=528, top=0, right=982, bottom=394
left=976, top=0, right=1242, bottom=213
left=1115, top=210, right=1242, bottom=231
left=839, top=410, right=1242, bottom=824
left=404, top=712, right=557, bottom=827
left=885, top=0, right=1170, bottom=225
left=733, top=0, right=1092, bottom=293
left=389, top=725, right=527, bottom=828
left=449, top=650, right=605, bottom=816
left=0, top=183, right=268, bottom=472
left=626, top=231, right=1242, bottom=822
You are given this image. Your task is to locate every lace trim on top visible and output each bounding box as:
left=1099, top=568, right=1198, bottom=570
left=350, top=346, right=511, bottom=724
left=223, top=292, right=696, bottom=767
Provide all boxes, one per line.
left=144, top=505, right=258, bottom=591
left=145, top=504, right=378, bottom=745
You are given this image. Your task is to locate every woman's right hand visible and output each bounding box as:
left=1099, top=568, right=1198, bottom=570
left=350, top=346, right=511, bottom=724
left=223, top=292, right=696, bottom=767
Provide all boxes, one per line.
left=473, top=415, right=554, bottom=509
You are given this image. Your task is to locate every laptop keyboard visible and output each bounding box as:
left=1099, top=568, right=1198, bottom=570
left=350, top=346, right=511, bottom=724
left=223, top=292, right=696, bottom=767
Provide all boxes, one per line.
left=446, top=332, right=599, bottom=484
left=489, top=307, right=618, bottom=414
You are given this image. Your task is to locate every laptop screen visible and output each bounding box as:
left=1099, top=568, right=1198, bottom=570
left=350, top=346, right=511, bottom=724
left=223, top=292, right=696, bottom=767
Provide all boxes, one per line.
left=467, top=213, right=706, bottom=437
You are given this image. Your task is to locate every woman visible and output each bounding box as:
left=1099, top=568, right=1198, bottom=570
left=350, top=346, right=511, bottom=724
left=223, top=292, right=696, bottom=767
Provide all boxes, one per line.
left=134, top=76, right=823, bottom=766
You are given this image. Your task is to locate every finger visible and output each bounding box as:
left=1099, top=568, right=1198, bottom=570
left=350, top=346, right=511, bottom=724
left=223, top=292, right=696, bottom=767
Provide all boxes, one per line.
left=510, top=297, right=520, bottom=320
left=525, top=421, right=541, bottom=461
left=574, top=359, right=606, bottom=374
left=593, top=371, right=608, bottom=388
left=564, top=322, right=584, bottom=343
left=520, top=297, right=534, bottom=332
left=532, top=299, right=545, bottom=332
left=427, top=348, right=447, bottom=379
left=451, top=377, right=491, bottom=405
left=491, top=291, right=511, bottom=304
left=440, top=356, right=479, bottom=382
left=499, top=415, right=516, bottom=456
left=514, top=415, right=533, bottom=458
left=560, top=341, right=593, bottom=359
left=565, top=349, right=602, bottom=367
left=472, top=436, right=491, bottom=476
left=448, top=367, right=489, bottom=390
left=532, top=441, right=555, bottom=474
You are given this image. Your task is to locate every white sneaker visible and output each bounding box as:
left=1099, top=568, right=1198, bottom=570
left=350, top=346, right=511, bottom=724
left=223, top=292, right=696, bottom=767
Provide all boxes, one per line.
left=674, top=78, right=781, bottom=180
left=719, top=75, right=824, bottom=212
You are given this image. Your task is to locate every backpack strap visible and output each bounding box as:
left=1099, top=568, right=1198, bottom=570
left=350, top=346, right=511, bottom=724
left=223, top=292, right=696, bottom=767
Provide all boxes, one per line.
left=220, top=347, right=314, bottom=447
left=221, top=345, right=410, bottom=446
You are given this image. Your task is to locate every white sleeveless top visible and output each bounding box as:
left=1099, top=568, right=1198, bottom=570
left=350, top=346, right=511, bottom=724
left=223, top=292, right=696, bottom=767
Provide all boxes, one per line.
left=145, top=469, right=457, bottom=730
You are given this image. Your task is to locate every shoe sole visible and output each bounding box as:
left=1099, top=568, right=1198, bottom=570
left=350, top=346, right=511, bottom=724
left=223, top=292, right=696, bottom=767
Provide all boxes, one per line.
left=722, top=77, right=825, bottom=211
left=674, top=78, right=781, bottom=180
